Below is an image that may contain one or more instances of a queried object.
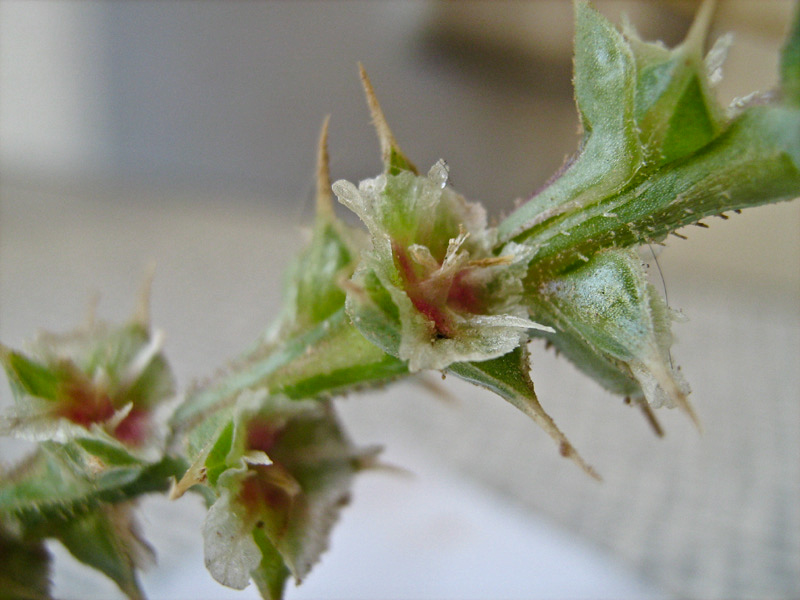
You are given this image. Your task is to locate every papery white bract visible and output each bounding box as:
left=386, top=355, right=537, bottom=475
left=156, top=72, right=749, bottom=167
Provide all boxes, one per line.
left=190, top=390, right=371, bottom=595
left=334, top=161, right=551, bottom=372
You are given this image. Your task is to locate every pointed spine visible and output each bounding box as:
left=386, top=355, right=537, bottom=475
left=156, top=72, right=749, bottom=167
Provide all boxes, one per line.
left=358, top=63, right=417, bottom=175
left=315, top=115, right=335, bottom=218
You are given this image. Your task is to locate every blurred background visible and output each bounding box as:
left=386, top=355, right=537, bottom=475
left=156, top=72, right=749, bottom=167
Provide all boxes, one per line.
left=1, top=2, right=798, bottom=599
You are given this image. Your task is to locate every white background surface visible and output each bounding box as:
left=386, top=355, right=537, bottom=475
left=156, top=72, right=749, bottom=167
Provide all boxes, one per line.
left=1, top=184, right=797, bottom=599
left=50, top=443, right=668, bottom=600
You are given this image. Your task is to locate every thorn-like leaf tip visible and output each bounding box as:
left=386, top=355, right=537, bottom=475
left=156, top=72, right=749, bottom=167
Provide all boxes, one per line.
left=681, top=395, right=703, bottom=433
left=684, top=0, right=717, bottom=53
left=358, top=63, right=417, bottom=175
left=315, top=115, right=334, bottom=217
left=635, top=398, right=665, bottom=438
left=134, top=262, right=157, bottom=326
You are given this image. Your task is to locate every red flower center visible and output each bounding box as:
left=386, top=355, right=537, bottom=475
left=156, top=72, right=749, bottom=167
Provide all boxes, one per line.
left=59, top=381, right=115, bottom=427
left=393, top=241, right=487, bottom=339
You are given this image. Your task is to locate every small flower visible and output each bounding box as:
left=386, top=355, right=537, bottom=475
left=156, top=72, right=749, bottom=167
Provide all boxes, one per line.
left=0, top=295, right=174, bottom=451
left=175, top=390, right=372, bottom=594
left=334, top=160, right=552, bottom=372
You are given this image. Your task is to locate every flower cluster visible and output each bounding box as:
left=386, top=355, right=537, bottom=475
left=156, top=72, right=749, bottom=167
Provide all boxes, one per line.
left=1, top=306, right=173, bottom=453
left=172, top=391, right=372, bottom=595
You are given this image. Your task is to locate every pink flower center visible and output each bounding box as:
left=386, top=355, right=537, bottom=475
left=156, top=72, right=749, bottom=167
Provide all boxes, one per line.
left=393, top=241, right=487, bottom=339
left=113, top=408, right=151, bottom=446
left=59, top=381, right=115, bottom=427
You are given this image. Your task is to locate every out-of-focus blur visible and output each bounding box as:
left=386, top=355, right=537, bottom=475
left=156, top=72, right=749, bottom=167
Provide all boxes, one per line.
left=3, top=2, right=791, bottom=206
left=1, top=2, right=798, bottom=599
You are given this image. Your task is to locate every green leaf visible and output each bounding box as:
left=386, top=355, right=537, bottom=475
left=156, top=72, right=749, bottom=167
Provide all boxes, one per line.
left=447, top=346, right=599, bottom=479
left=497, top=0, right=641, bottom=243
left=0, top=443, right=182, bottom=529
left=499, top=0, right=800, bottom=278
left=0, top=446, right=114, bottom=525
left=265, top=119, right=367, bottom=346
left=345, top=266, right=403, bottom=357
left=251, top=526, right=290, bottom=600
left=204, top=419, right=235, bottom=488
left=116, top=453, right=187, bottom=498
left=527, top=248, right=697, bottom=425
left=288, top=218, right=357, bottom=328
left=267, top=310, right=407, bottom=400
left=0, top=524, right=53, bottom=600
left=74, top=436, right=145, bottom=468
left=524, top=103, right=800, bottom=277
left=122, top=350, right=174, bottom=413
left=781, top=2, right=800, bottom=106
left=53, top=503, right=152, bottom=600
left=0, top=347, right=60, bottom=403
left=626, top=0, right=723, bottom=166
left=170, top=309, right=406, bottom=438
left=170, top=348, right=296, bottom=436
left=1, top=444, right=170, bottom=600
left=531, top=320, right=643, bottom=399
left=657, top=74, right=718, bottom=162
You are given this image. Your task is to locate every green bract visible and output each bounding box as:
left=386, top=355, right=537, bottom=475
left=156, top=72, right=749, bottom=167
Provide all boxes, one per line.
left=527, top=248, right=695, bottom=424
left=497, top=1, right=799, bottom=423
left=498, top=1, right=800, bottom=264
